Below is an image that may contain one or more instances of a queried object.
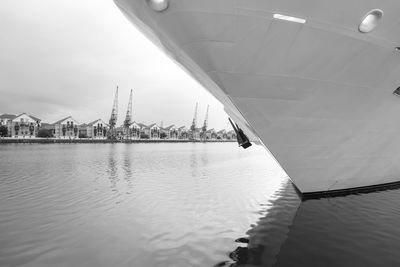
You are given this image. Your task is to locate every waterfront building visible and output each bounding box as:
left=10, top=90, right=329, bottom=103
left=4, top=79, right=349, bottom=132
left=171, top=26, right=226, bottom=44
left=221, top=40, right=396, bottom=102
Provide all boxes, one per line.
left=130, top=122, right=141, bottom=139
left=136, top=123, right=147, bottom=139
left=190, top=127, right=201, bottom=140
left=138, top=123, right=160, bottom=139
left=123, top=121, right=140, bottom=140
left=0, top=113, right=16, bottom=126
left=226, top=130, right=237, bottom=140
left=205, top=128, right=217, bottom=140
left=160, top=127, right=167, bottom=139
left=53, top=116, right=79, bottom=139
left=84, top=119, right=109, bottom=139
left=161, top=125, right=178, bottom=139
left=216, top=129, right=227, bottom=140
left=148, top=123, right=160, bottom=139
left=115, top=126, right=124, bottom=139
left=178, top=126, right=188, bottom=139
left=8, top=113, right=41, bottom=138
left=0, top=114, right=16, bottom=137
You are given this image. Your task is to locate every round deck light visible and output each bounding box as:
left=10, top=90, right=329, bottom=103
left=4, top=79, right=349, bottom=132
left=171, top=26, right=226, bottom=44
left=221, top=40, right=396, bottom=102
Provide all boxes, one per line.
left=147, top=0, right=169, bottom=12
left=358, top=9, right=383, bottom=33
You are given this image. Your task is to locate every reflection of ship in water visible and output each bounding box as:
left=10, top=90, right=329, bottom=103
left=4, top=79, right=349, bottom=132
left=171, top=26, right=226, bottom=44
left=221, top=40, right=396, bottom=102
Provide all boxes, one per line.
left=215, top=181, right=301, bottom=267
left=220, top=183, right=400, bottom=267
left=274, top=187, right=400, bottom=266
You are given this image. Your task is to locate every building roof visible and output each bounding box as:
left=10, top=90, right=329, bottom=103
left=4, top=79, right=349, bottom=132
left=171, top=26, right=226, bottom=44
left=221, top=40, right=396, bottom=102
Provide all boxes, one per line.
left=178, top=126, right=187, bottom=131
left=0, top=113, right=16, bottom=120
left=13, top=113, right=41, bottom=122
left=87, top=119, right=109, bottom=127
left=163, top=125, right=176, bottom=131
left=131, top=121, right=141, bottom=128
left=217, top=129, right=227, bottom=134
left=145, top=123, right=158, bottom=129
left=136, top=123, right=148, bottom=128
left=27, top=114, right=41, bottom=122
left=53, top=116, right=78, bottom=125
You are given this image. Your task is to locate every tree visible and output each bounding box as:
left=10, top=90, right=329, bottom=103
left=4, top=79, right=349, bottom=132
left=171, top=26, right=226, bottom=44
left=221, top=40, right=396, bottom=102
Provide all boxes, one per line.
left=160, top=132, right=167, bottom=139
left=0, top=126, right=8, bottom=137
left=37, top=129, right=54, bottom=138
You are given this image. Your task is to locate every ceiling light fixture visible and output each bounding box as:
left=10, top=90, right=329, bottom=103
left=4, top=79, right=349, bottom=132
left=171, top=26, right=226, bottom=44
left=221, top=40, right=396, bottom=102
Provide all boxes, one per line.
left=273, top=14, right=306, bottom=24
left=358, top=9, right=383, bottom=33
left=147, top=0, right=169, bottom=12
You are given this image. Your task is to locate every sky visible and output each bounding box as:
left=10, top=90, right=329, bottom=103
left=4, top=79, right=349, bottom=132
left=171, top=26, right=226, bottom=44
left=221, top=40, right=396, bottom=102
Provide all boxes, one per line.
left=0, top=0, right=230, bottom=130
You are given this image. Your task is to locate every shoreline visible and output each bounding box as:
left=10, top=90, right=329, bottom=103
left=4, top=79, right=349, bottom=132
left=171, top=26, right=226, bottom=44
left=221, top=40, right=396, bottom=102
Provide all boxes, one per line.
left=0, top=138, right=236, bottom=144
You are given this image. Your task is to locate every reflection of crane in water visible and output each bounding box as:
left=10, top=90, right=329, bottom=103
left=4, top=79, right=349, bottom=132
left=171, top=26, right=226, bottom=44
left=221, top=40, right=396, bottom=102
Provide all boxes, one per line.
left=108, top=86, right=118, bottom=140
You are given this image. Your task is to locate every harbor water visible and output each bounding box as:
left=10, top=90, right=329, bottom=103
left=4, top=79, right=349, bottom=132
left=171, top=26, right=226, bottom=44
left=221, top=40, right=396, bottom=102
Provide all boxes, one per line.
left=1, top=143, right=400, bottom=267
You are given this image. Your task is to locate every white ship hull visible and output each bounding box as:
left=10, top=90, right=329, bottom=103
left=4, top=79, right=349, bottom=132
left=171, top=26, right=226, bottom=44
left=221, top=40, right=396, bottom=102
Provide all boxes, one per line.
left=114, top=0, right=400, bottom=194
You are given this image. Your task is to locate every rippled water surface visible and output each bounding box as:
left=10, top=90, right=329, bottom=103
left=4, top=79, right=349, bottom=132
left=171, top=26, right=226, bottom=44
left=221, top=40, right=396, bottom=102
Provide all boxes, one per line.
left=0, top=143, right=288, bottom=267
left=2, top=143, right=400, bottom=267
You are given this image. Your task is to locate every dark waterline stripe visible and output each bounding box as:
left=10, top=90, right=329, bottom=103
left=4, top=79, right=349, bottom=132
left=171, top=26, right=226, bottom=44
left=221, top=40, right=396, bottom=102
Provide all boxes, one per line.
left=301, top=180, right=400, bottom=200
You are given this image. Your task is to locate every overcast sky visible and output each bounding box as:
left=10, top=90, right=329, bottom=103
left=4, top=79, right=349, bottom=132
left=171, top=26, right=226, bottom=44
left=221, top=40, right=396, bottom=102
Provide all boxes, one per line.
left=0, top=0, right=230, bottom=129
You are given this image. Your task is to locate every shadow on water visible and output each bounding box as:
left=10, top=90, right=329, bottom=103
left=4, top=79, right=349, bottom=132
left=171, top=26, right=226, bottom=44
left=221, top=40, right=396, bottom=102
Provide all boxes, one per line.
left=217, top=181, right=400, bottom=267
left=215, top=180, right=301, bottom=267
left=274, top=186, right=400, bottom=267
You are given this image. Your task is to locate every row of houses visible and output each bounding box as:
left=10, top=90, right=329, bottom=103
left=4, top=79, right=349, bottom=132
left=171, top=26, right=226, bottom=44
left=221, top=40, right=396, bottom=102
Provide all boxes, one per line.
left=0, top=113, right=237, bottom=140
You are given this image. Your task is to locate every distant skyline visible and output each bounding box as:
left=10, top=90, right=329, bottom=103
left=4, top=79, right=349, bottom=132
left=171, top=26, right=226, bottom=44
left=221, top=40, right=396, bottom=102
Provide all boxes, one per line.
left=0, top=0, right=230, bottom=130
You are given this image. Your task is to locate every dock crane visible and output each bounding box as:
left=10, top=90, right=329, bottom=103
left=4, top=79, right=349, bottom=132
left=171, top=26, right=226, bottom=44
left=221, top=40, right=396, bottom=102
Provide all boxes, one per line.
left=123, top=89, right=133, bottom=139
left=201, top=105, right=209, bottom=140
left=108, top=86, right=118, bottom=140
left=190, top=102, right=198, bottom=140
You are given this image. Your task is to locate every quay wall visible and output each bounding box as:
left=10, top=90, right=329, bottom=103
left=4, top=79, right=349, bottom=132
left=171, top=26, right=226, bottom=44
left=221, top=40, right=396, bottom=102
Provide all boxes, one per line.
left=0, top=138, right=236, bottom=144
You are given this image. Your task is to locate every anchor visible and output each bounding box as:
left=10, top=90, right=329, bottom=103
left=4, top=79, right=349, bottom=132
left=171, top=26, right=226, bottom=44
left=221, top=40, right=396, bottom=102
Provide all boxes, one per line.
left=228, top=118, right=252, bottom=149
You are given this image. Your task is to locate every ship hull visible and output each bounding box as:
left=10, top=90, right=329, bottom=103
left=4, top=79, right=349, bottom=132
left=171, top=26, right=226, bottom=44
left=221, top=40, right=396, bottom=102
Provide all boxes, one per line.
left=114, top=0, right=400, bottom=193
